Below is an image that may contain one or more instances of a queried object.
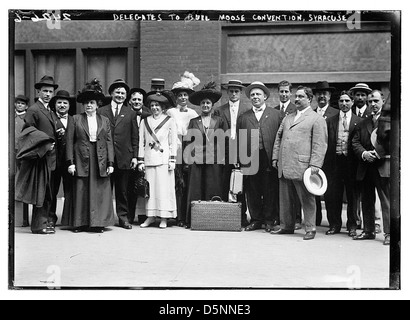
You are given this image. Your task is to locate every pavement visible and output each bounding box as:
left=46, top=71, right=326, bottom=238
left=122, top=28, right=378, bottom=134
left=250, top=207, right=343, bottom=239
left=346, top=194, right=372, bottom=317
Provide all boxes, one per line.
left=12, top=199, right=390, bottom=289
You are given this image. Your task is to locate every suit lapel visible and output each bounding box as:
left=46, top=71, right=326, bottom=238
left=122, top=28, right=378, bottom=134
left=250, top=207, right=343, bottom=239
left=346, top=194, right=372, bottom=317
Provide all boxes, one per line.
left=115, top=105, right=128, bottom=126
left=80, top=113, right=91, bottom=139
left=366, top=118, right=373, bottom=135
left=38, top=102, right=56, bottom=129
left=223, top=105, right=231, bottom=126
left=97, top=114, right=103, bottom=137
left=349, top=115, right=359, bottom=134
left=209, top=116, right=217, bottom=131
left=290, top=109, right=308, bottom=128
left=259, top=108, right=270, bottom=127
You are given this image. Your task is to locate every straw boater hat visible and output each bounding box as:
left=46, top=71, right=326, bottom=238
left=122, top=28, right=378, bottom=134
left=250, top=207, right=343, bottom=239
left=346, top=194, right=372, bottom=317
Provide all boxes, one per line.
left=35, top=75, right=59, bottom=90
left=245, top=81, right=270, bottom=99
left=151, top=78, right=165, bottom=89
left=77, top=79, right=106, bottom=103
left=146, top=90, right=176, bottom=109
left=303, top=167, right=328, bottom=196
left=222, top=79, right=246, bottom=90
left=108, top=78, right=130, bottom=95
left=49, top=90, right=76, bottom=109
left=349, top=83, right=372, bottom=94
left=171, top=71, right=200, bottom=95
left=312, top=81, right=336, bottom=93
left=188, top=81, right=222, bottom=106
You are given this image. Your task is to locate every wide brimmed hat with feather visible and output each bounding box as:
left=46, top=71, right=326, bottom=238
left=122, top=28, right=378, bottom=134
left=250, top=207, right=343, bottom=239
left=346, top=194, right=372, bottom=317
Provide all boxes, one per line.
left=77, top=79, right=106, bottom=104
left=171, top=71, right=200, bottom=95
left=189, top=81, right=222, bottom=106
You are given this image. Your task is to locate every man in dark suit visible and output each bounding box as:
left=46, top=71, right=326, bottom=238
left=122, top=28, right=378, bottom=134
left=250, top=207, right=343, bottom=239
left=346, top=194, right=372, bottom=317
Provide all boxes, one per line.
left=274, top=80, right=297, bottom=120
left=350, top=83, right=373, bottom=119
left=48, top=90, right=74, bottom=227
left=127, top=88, right=151, bottom=224
left=323, top=91, right=362, bottom=237
left=97, top=79, right=139, bottom=229
left=352, top=90, right=390, bottom=245
left=274, top=80, right=301, bottom=229
left=22, top=75, right=59, bottom=234
left=272, top=86, right=328, bottom=240
left=313, top=81, right=339, bottom=226
left=214, top=80, right=251, bottom=227
left=237, top=81, right=282, bottom=232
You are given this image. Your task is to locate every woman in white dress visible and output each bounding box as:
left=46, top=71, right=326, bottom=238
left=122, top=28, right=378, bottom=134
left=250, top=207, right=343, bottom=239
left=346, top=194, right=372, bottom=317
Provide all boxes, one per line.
left=137, top=91, right=178, bottom=229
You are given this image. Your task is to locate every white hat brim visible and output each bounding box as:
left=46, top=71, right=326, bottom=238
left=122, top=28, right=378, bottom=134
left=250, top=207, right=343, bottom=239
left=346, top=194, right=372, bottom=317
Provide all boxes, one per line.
left=303, top=167, right=328, bottom=196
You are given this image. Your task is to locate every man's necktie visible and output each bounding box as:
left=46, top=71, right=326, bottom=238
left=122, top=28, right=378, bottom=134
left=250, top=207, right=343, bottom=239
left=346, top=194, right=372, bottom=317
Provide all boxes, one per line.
left=358, top=111, right=362, bottom=118
left=281, top=104, right=285, bottom=113
left=373, top=114, right=380, bottom=129
left=114, top=106, right=119, bottom=119
left=343, top=114, right=348, bottom=131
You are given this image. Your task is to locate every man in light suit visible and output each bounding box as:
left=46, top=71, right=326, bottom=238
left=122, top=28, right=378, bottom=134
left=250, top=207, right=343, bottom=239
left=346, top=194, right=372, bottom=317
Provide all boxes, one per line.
left=98, top=79, right=139, bottom=229
left=22, top=75, right=59, bottom=234
left=214, top=80, right=252, bottom=227
left=274, top=80, right=301, bottom=229
left=272, top=86, right=328, bottom=240
left=352, top=90, right=390, bottom=245
left=323, top=91, right=362, bottom=237
left=237, top=81, right=282, bottom=232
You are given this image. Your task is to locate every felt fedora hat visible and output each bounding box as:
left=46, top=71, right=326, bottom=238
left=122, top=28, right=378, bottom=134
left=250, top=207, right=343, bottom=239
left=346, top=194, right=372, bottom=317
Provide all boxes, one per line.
left=49, top=90, right=75, bottom=108
left=34, top=75, right=59, bottom=90
left=146, top=90, right=176, bottom=109
left=108, top=79, right=130, bottom=95
left=245, top=81, right=270, bottom=99
left=312, top=81, right=336, bottom=93
left=349, top=83, right=372, bottom=94
left=15, top=95, right=30, bottom=104
left=222, top=79, right=246, bottom=90
left=303, top=167, right=328, bottom=196
left=188, top=82, right=222, bottom=106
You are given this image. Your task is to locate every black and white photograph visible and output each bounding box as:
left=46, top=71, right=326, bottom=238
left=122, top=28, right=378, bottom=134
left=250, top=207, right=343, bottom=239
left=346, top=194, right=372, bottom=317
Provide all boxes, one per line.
left=3, top=1, right=406, bottom=301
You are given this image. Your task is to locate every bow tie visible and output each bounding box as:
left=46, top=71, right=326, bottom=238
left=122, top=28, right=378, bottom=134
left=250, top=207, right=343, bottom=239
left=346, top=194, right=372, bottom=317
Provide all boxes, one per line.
left=254, top=108, right=264, bottom=113
left=135, top=111, right=142, bottom=116
left=58, top=114, right=68, bottom=120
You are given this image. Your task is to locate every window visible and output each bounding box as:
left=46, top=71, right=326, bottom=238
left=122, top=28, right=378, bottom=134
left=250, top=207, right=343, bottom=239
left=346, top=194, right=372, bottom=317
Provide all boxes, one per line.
left=34, top=50, right=76, bottom=95
left=84, top=49, right=127, bottom=94
left=14, top=52, right=25, bottom=96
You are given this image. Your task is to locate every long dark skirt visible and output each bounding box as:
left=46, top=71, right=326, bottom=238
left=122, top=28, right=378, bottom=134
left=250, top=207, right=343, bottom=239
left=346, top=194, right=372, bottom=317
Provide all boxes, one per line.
left=185, top=163, right=224, bottom=225
left=62, top=143, right=115, bottom=228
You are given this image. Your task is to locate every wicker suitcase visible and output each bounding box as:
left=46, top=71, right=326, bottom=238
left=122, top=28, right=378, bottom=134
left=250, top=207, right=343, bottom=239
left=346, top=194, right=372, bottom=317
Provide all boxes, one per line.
left=190, top=197, right=242, bottom=232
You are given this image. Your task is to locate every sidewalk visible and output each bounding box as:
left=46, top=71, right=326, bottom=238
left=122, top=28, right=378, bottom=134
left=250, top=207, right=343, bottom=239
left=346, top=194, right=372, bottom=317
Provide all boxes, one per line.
left=12, top=199, right=390, bottom=289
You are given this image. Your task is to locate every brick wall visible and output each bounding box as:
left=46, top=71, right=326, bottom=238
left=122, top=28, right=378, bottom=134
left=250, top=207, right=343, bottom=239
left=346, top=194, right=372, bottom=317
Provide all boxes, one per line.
left=140, top=21, right=222, bottom=112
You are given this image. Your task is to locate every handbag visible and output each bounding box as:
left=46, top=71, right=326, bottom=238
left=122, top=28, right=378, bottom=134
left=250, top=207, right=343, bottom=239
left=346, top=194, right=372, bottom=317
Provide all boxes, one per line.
left=135, top=175, right=150, bottom=199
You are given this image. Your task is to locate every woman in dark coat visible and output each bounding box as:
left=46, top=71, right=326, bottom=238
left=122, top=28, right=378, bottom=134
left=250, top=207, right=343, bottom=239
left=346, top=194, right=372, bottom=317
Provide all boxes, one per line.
left=62, top=79, right=115, bottom=233
left=185, top=82, right=226, bottom=228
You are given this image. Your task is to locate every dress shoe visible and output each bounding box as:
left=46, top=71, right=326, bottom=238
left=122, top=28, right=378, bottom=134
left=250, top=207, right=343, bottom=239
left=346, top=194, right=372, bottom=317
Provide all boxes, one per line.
left=303, top=231, right=316, bottom=240
left=177, top=221, right=185, bottom=228
left=120, top=221, right=133, bottom=230
left=294, top=223, right=302, bottom=230
left=326, top=228, right=341, bottom=235
left=244, top=222, right=262, bottom=232
left=90, top=227, right=104, bottom=233
left=384, top=234, right=390, bottom=246
left=271, top=227, right=294, bottom=235
left=265, top=223, right=275, bottom=233
left=375, top=224, right=382, bottom=234
left=348, top=229, right=357, bottom=237
left=353, top=232, right=376, bottom=240
left=32, top=228, right=54, bottom=235
left=140, top=217, right=155, bottom=228
left=241, top=220, right=250, bottom=228
left=159, top=219, right=167, bottom=229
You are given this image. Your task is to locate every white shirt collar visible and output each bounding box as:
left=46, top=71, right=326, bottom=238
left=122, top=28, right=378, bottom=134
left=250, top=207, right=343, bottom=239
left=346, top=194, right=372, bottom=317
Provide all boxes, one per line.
left=297, top=106, right=311, bottom=114
left=111, top=100, right=123, bottom=109
left=16, top=111, right=26, bottom=116
left=280, top=100, right=291, bottom=110
left=340, top=110, right=352, bottom=119
left=253, top=103, right=266, bottom=113
left=229, top=100, right=240, bottom=109
left=357, top=105, right=367, bottom=113
left=39, top=98, right=49, bottom=109
left=317, top=104, right=329, bottom=112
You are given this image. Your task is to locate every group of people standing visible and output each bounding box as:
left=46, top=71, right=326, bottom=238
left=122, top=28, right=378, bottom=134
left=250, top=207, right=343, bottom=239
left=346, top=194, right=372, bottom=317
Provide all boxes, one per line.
left=14, top=73, right=391, bottom=246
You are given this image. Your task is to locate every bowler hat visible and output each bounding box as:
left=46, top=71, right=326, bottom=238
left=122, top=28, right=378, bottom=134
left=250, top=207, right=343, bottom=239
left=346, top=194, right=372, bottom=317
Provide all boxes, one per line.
left=189, top=82, right=222, bottom=106
left=128, top=88, right=147, bottom=101
left=15, top=95, right=29, bottom=104
left=222, top=80, right=245, bottom=90
left=349, top=83, right=372, bottom=94
left=312, top=81, right=336, bottom=93
left=34, top=75, right=58, bottom=90
left=49, top=90, right=75, bottom=109
left=303, top=168, right=328, bottom=196
left=245, top=81, right=270, bottom=99
left=108, top=79, right=130, bottom=95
